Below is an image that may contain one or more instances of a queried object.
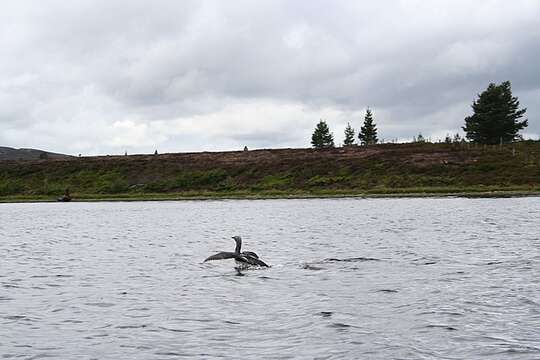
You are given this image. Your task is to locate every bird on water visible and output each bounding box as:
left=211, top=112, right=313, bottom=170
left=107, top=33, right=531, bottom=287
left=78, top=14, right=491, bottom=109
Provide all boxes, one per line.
left=204, top=236, right=269, bottom=269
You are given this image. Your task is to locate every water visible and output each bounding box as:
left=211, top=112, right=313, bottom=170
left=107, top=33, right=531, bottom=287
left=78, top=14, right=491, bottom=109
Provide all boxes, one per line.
left=1, top=198, right=539, bottom=359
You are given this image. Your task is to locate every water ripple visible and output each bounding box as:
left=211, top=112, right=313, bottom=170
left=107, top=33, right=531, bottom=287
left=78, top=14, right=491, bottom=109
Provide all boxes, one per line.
left=0, top=198, right=539, bottom=359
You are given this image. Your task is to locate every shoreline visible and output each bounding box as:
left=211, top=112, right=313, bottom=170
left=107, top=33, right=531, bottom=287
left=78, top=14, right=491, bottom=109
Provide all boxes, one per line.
left=1, top=190, right=539, bottom=203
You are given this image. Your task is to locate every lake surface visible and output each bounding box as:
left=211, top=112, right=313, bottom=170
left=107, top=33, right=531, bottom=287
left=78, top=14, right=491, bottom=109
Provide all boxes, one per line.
left=1, top=198, right=539, bottom=359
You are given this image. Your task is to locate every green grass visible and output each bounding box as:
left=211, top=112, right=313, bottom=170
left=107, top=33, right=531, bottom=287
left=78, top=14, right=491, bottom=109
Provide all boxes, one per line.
left=1, top=186, right=539, bottom=203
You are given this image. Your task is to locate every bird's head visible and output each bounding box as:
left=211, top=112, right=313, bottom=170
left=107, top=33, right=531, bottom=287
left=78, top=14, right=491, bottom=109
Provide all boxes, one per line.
left=232, top=236, right=242, bottom=244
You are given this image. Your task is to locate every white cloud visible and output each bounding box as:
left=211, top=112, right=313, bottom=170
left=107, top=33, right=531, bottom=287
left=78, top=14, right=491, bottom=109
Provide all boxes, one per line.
left=0, top=0, right=539, bottom=155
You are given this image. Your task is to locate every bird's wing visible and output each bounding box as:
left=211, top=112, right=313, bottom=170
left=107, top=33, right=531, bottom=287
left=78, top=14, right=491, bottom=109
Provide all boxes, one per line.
left=204, top=252, right=236, bottom=262
left=240, top=254, right=269, bottom=267
left=242, top=251, right=259, bottom=259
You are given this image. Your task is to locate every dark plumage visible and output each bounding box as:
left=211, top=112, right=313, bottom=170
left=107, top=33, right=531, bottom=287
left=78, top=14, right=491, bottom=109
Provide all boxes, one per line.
left=204, top=236, right=269, bottom=268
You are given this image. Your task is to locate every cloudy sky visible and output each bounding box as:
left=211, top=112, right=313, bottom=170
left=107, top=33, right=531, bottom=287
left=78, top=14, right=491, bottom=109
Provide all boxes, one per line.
left=1, top=1, right=539, bottom=155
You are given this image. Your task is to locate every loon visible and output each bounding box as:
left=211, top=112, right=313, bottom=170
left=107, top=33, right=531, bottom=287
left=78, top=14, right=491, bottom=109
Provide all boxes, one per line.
left=204, top=236, right=269, bottom=268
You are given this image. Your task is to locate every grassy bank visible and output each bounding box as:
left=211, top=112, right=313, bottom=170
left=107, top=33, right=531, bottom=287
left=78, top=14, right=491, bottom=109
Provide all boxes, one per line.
left=1, top=141, right=539, bottom=202
left=1, top=189, right=539, bottom=203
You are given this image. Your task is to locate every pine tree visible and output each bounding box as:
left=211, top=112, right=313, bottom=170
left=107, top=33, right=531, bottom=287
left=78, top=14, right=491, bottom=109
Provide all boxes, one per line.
left=463, top=81, right=527, bottom=144
left=343, top=122, right=355, bottom=146
left=311, top=120, right=335, bottom=149
left=358, top=108, right=378, bottom=146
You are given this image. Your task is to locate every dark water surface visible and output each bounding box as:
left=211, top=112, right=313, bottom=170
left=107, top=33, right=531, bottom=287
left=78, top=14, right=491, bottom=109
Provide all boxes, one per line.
left=1, top=198, right=539, bottom=359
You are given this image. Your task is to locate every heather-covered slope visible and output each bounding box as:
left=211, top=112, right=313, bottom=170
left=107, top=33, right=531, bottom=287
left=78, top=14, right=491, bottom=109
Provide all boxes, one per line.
left=0, top=146, right=71, bottom=161
left=1, top=142, right=539, bottom=200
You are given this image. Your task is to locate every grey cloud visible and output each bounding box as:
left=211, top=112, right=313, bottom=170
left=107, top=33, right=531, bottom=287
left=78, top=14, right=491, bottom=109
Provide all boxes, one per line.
left=1, top=0, right=539, bottom=155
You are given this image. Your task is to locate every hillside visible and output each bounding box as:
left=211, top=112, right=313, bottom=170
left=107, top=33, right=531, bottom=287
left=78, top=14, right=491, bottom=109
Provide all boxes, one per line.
left=0, top=146, right=71, bottom=161
left=1, top=142, right=539, bottom=201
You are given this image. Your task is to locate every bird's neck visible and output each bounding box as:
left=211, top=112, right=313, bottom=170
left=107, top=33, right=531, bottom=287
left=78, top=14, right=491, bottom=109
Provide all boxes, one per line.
left=235, top=241, right=241, bottom=254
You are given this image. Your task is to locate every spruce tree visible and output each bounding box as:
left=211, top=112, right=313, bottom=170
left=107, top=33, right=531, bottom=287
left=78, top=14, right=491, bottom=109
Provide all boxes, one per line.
left=311, top=120, right=335, bottom=149
left=358, top=108, right=378, bottom=145
left=343, top=122, right=355, bottom=146
left=463, top=81, right=527, bottom=144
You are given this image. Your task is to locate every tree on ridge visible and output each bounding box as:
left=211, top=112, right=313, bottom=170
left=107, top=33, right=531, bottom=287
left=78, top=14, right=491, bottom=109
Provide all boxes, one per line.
left=463, top=81, right=527, bottom=144
left=311, top=120, right=335, bottom=149
left=358, top=108, right=378, bottom=146
left=343, top=122, right=355, bottom=146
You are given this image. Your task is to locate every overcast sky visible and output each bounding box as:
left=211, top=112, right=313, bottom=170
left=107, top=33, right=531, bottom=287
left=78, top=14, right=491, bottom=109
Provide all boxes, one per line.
left=1, top=1, right=539, bottom=155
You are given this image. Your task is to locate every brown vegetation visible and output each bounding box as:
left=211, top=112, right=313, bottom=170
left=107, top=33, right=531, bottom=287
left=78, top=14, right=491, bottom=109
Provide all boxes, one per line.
left=1, top=142, right=539, bottom=199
